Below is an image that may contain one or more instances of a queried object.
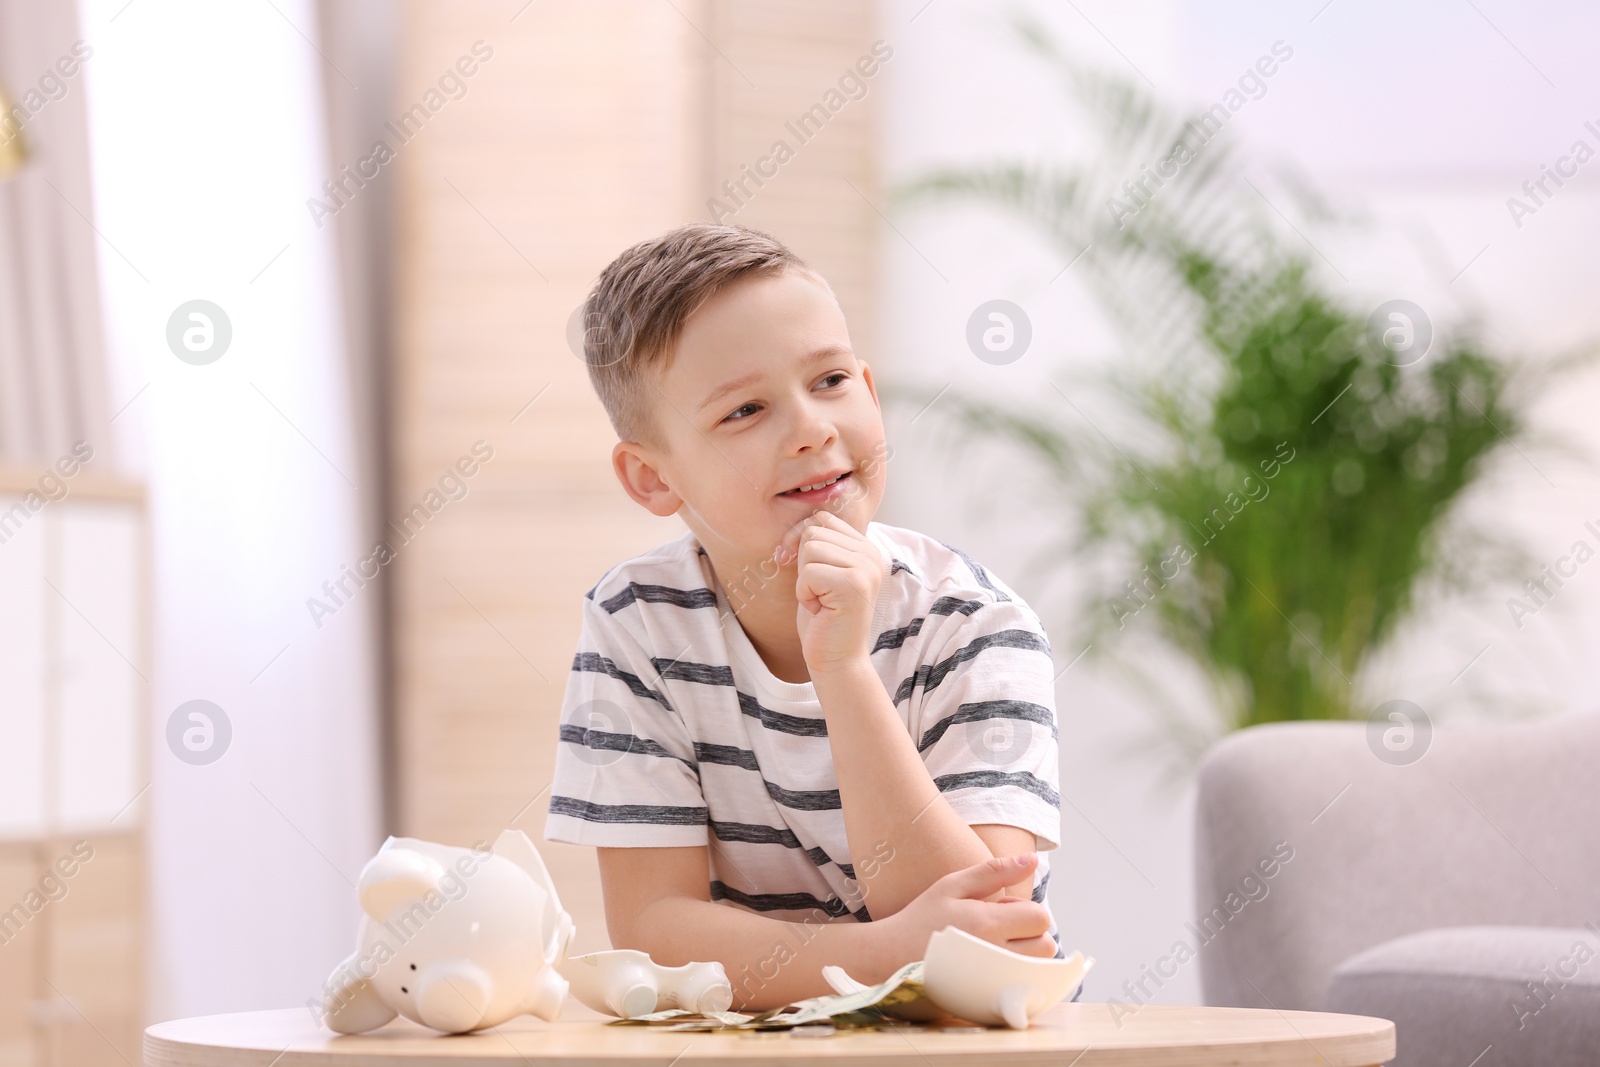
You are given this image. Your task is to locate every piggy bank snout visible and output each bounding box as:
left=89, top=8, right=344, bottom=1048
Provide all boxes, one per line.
left=414, top=962, right=494, bottom=1033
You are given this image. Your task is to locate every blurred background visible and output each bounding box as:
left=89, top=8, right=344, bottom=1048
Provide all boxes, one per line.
left=1, top=0, right=1597, bottom=1061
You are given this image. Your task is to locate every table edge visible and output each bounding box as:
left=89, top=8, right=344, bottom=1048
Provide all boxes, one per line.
left=144, top=1005, right=1396, bottom=1067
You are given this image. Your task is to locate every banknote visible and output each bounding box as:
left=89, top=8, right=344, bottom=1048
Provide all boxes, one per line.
left=604, top=960, right=931, bottom=1031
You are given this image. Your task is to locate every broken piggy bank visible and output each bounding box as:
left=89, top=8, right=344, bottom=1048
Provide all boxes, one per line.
left=559, top=949, right=733, bottom=1018
left=319, top=829, right=575, bottom=1034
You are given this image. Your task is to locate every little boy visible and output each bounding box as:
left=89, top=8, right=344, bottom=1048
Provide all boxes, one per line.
left=543, top=222, right=1064, bottom=1010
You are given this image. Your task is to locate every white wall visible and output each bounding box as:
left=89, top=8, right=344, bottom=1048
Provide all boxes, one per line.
left=76, top=0, right=381, bottom=1023
left=878, top=0, right=1600, bottom=1007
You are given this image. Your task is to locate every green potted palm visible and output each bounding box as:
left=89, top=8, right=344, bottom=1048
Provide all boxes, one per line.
left=891, top=14, right=1585, bottom=774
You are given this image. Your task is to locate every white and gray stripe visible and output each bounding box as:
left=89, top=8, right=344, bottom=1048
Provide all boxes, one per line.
left=546, top=522, right=1063, bottom=947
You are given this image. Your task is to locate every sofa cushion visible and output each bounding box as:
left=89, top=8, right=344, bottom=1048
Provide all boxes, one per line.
left=1326, top=925, right=1600, bottom=1067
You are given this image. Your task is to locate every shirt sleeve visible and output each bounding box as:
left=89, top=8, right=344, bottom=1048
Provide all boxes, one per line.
left=908, top=595, right=1062, bottom=852
left=542, top=593, right=709, bottom=847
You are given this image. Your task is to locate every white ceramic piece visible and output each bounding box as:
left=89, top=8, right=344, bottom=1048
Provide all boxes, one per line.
left=559, top=949, right=733, bottom=1018
left=820, top=966, right=869, bottom=996
left=921, top=926, right=1094, bottom=1029
left=319, top=829, right=576, bottom=1034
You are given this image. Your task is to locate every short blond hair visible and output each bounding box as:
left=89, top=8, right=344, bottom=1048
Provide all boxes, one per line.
left=578, top=222, right=819, bottom=442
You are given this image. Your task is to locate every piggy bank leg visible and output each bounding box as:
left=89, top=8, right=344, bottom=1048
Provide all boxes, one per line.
left=995, top=983, right=1031, bottom=1030
left=686, top=968, right=733, bottom=1015
left=658, top=964, right=731, bottom=1015
left=523, top=966, right=569, bottom=1022
left=606, top=963, right=659, bottom=1019
left=320, top=952, right=398, bottom=1034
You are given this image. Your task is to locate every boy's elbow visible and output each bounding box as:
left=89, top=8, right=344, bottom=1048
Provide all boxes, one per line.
left=604, top=904, right=655, bottom=956
left=604, top=896, right=688, bottom=961
left=604, top=915, right=637, bottom=953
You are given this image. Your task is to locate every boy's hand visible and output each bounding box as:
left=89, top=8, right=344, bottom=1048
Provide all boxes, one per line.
left=881, top=853, right=1057, bottom=961
left=775, top=510, right=885, bottom=675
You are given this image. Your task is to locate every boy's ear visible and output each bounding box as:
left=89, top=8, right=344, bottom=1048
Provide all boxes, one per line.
left=612, top=441, right=682, bottom=517
left=859, top=360, right=881, bottom=411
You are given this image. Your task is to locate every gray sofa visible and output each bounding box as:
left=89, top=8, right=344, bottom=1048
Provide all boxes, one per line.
left=1193, top=710, right=1600, bottom=1066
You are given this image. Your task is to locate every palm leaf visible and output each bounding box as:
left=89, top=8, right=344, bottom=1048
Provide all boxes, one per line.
left=888, top=16, right=1591, bottom=773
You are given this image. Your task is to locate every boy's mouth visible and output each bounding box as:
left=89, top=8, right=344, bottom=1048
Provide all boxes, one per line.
left=778, top=470, right=851, bottom=499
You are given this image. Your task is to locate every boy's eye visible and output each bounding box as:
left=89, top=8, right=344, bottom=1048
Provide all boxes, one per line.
left=720, top=374, right=846, bottom=423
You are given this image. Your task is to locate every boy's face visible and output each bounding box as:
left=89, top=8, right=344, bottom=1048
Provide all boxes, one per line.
left=613, top=268, right=886, bottom=565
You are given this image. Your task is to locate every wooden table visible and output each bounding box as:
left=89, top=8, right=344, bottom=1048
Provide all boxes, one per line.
left=144, top=999, right=1395, bottom=1066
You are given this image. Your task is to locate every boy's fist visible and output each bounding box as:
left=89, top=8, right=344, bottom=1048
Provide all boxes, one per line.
left=882, top=853, right=1058, bottom=961
left=775, top=510, right=885, bottom=674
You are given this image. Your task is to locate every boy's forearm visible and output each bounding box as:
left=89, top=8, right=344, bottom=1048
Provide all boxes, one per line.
left=812, top=659, right=997, bottom=919
left=621, top=895, right=900, bottom=1011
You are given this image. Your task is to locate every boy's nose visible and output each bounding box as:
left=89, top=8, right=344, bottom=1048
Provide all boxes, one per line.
left=787, top=405, right=837, bottom=453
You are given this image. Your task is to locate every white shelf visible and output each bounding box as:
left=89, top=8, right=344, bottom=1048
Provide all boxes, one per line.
left=0, top=482, right=145, bottom=840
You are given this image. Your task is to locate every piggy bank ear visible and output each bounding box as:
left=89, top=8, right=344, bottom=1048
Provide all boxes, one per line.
left=358, top=847, right=444, bottom=922
left=321, top=951, right=398, bottom=1034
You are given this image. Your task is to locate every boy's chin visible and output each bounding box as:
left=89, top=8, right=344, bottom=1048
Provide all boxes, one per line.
left=774, top=498, right=876, bottom=538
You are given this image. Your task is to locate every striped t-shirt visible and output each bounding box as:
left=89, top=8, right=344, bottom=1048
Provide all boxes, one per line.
left=542, top=520, right=1064, bottom=955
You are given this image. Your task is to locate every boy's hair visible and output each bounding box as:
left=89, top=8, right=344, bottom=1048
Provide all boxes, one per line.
left=578, top=221, right=824, bottom=443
